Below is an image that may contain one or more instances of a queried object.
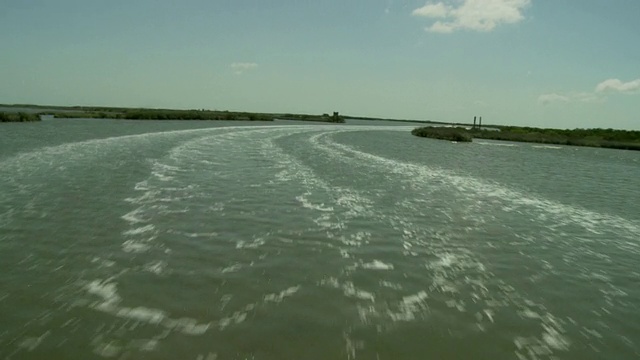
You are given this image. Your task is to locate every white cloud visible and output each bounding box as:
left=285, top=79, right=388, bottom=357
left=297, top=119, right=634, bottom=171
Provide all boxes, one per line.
left=573, top=92, right=601, bottom=103
left=538, top=93, right=570, bottom=105
left=230, top=62, right=258, bottom=75
left=595, top=78, right=640, bottom=93
left=412, top=3, right=451, bottom=18
left=542, top=78, right=640, bottom=105
left=430, top=21, right=456, bottom=33
left=538, top=92, right=603, bottom=105
left=412, top=0, right=531, bottom=33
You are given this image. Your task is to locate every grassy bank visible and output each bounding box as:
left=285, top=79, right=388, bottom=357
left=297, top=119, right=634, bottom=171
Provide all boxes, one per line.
left=278, top=113, right=346, bottom=123
left=471, top=127, right=640, bottom=151
left=412, top=125, right=640, bottom=151
left=3, top=103, right=340, bottom=124
left=53, top=109, right=275, bottom=121
left=0, top=112, right=41, bottom=122
left=411, top=127, right=473, bottom=142
left=47, top=107, right=345, bottom=123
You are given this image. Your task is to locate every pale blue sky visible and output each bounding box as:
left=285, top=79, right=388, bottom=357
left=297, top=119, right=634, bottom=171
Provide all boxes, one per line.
left=1, top=0, right=639, bottom=129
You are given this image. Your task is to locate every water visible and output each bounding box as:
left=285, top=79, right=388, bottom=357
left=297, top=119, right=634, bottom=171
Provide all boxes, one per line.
left=1, top=119, right=639, bottom=359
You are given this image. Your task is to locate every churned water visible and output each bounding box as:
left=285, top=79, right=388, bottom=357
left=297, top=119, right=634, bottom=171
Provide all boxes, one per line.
left=1, top=119, right=639, bottom=359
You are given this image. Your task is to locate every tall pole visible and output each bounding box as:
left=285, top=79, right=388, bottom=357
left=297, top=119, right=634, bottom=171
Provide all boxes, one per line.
left=479, top=116, right=482, bottom=130
left=473, top=116, right=477, bottom=129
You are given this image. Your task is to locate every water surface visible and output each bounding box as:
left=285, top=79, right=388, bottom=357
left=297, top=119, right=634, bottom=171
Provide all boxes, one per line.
left=1, top=119, right=639, bottom=359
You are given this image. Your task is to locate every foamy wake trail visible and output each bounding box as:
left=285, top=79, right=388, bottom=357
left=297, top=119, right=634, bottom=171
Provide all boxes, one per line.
left=12, top=124, right=631, bottom=359
left=315, top=131, right=640, bottom=247
left=301, top=128, right=640, bottom=359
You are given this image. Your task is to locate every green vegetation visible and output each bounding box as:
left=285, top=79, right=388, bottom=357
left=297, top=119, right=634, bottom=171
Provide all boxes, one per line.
left=411, top=127, right=473, bottom=142
left=279, top=112, right=346, bottom=123
left=53, top=109, right=274, bottom=121
left=471, top=126, right=640, bottom=151
left=4, top=104, right=639, bottom=151
left=0, top=112, right=41, bottom=122
left=1, top=103, right=347, bottom=123
left=412, top=125, right=640, bottom=150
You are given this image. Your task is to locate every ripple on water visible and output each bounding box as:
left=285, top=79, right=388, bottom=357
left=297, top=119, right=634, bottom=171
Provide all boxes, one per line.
left=3, top=125, right=638, bottom=359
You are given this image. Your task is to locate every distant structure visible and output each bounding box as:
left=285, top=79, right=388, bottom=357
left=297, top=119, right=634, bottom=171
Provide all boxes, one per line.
left=472, top=115, right=483, bottom=130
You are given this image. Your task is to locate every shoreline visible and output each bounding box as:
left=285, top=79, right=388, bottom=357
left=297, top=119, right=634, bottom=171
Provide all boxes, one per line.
left=0, top=112, right=41, bottom=122
left=3, top=103, right=639, bottom=150
left=412, top=126, right=640, bottom=151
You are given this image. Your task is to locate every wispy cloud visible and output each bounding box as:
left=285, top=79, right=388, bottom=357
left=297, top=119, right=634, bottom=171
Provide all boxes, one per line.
left=595, top=78, right=640, bottom=94
left=540, top=77, right=639, bottom=105
left=412, top=0, right=531, bottom=33
left=230, top=62, right=258, bottom=75
left=538, top=92, right=601, bottom=105
left=538, top=93, right=570, bottom=105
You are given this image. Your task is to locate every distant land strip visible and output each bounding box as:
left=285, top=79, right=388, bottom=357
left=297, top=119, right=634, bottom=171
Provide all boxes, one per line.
left=2, top=104, right=639, bottom=150
left=412, top=126, right=640, bottom=151
left=0, top=104, right=346, bottom=123
left=0, top=112, right=41, bottom=122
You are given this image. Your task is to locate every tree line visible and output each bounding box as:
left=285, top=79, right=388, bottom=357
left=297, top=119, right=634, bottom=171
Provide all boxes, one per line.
left=53, top=109, right=274, bottom=121
left=0, top=112, right=41, bottom=122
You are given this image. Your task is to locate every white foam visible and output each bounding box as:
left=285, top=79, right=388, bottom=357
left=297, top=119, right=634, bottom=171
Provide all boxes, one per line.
left=296, top=194, right=334, bottom=212
left=124, top=190, right=160, bottom=204
left=181, top=232, right=218, bottom=238
left=85, top=279, right=211, bottom=335
left=130, top=339, right=159, bottom=352
left=217, top=311, right=248, bottom=330
left=151, top=171, right=174, bottom=182
left=86, top=280, right=121, bottom=307
left=264, top=286, right=301, bottom=303
left=519, top=309, right=541, bottom=319
left=221, top=264, right=242, bottom=273
left=430, top=253, right=457, bottom=268
left=144, top=261, right=167, bottom=274
left=121, top=208, right=148, bottom=224
left=532, top=145, right=563, bottom=149
left=91, top=257, right=116, bottom=268
left=380, top=281, right=403, bottom=290
left=542, top=325, right=570, bottom=350
left=116, top=306, right=166, bottom=324
left=236, top=237, right=265, bottom=249
left=319, top=277, right=341, bottom=288
left=93, top=341, right=122, bottom=358
left=342, top=282, right=375, bottom=302
left=195, top=353, right=218, bottom=360
left=405, top=292, right=429, bottom=310
left=476, top=141, right=518, bottom=147
left=339, top=232, right=370, bottom=247
left=361, top=260, right=394, bottom=270
left=166, top=318, right=211, bottom=335
left=318, top=132, right=640, bottom=250
left=388, top=291, right=429, bottom=322
left=134, top=180, right=150, bottom=191
left=123, top=224, right=155, bottom=236
left=122, top=240, right=151, bottom=253
left=18, top=331, right=50, bottom=352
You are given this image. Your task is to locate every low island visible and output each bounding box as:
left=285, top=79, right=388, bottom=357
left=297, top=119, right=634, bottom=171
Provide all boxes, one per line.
left=1, top=104, right=344, bottom=123
left=0, top=112, right=41, bottom=122
left=3, top=103, right=639, bottom=151
left=412, top=125, right=640, bottom=151
left=411, top=127, right=473, bottom=142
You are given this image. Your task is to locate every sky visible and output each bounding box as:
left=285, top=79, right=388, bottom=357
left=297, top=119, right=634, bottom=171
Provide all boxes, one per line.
left=1, top=0, right=639, bottom=129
